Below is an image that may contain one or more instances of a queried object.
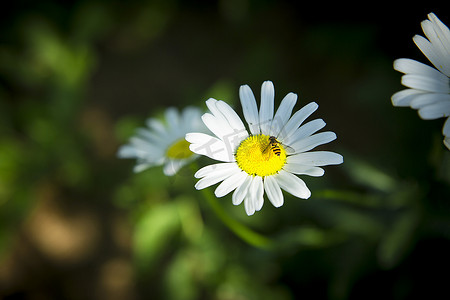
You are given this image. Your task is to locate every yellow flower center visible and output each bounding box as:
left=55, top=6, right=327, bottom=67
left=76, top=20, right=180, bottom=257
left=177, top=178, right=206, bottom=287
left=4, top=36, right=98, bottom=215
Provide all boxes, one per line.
left=166, top=138, right=193, bottom=159
left=235, top=134, right=287, bottom=177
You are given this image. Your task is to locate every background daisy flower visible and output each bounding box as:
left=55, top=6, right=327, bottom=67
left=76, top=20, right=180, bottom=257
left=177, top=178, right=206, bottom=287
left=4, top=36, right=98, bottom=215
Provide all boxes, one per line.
left=392, top=12, right=450, bottom=150
left=186, top=81, right=343, bottom=216
left=118, top=106, right=205, bottom=176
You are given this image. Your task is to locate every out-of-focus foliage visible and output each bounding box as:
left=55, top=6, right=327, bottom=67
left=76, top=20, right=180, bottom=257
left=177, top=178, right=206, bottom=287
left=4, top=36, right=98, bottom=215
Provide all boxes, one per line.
left=0, top=1, right=449, bottom=300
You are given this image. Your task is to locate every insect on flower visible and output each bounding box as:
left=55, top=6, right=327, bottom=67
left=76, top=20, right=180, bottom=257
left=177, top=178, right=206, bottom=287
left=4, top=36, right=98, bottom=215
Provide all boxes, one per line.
left=262, top=135, right=294, bottom=157
left=186, top=81, right=343, bottom=216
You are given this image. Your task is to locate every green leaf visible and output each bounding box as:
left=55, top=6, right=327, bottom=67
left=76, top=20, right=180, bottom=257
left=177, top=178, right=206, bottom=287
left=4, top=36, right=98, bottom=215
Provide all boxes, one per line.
left=133, top=202, right=180, bottom=271
left=377, top=209, right=419, bottom=269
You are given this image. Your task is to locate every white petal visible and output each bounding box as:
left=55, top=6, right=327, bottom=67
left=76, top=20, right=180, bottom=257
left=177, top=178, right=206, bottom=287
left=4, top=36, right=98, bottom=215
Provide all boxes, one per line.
left=290, top=131, right=337, bottom=153
left=145, top=118, right=167, bottom=136
left=181, top=106, right=201, bottom=120
left=418, top=101, right=450, bottom=119
left=275, top=170, right=311, bottom=199
left=244, top=196, right=255, bottom=216
left=264, top=176, right=284, bottom=207
left=401, top=74, right=450, bottom=93
left=133, top=163, right=155, bottom=173
left=181, top=106, right=204, bottom=132
left=165, top=107, right=180, bottom=132
left=410, top=93, right=450, bottom=109
left=215, top=101, right=250, bottom=149
left=239, top=84, right=260, bottom=135
left=214, top=170, right=247, bottom=198
left=287, top=151, right=344, bottom=166
left=205, top=99, right=246, bottom=138
left=232, top=175, right=252, bottom=206
left=186, top=132, right=235, bottom=162
left=120, top=106, right=206, bottom=175
left=427, top=13, right=450, bottom=46
left=136, top=128, right=166, bottom=145
left=201, top=113, right=233, bottom=141
left=194, top=162, right=237, bottom=178
left=216, top=100, right=247, bottom=133
left=249, top=176, right=264, bottom=211
left=282, top=163, right=325, bottom=177
left=259, top=81, right=275, bottom=135
left=444, top=136, right=450, bottom=150
left=163, top=159, right=187, bottom=176
left=421, top=17, right=450, bottom=75
left=243, top=176, right=258, bottom=215
left=186, top=132, right=212, bottom=144
left=427, top=14, right=450, bottom=63
left=413, top=35, right=450, bottom=76
left=194, top=164, right=240, bottom=190
left=284, top=119, right=326, bottom=146
left=278, top=102, right=318, bottom=141
left=421, top=19, right=444, bottom=50
left=394, top=58, right=447, bottom=79
left=443, top=117, right=450, bottom=136
left=270, top=92, right=297, bottom=137
left=391, top=89, right=426, bottom=107
left=205, top=98, right=227, bottom=122
left=127, top=137, right=164, bottom=160
left=117, top=145, right=138, bottom=158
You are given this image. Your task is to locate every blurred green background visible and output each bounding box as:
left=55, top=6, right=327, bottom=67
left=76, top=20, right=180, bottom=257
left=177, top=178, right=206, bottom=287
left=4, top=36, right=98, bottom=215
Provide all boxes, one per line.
left=0, top=1, right=449, bottom=299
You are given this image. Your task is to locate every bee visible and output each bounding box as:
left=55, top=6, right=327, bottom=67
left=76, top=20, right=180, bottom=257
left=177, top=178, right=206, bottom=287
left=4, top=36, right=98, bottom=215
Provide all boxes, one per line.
left=262, top=136, right=293, bottom=156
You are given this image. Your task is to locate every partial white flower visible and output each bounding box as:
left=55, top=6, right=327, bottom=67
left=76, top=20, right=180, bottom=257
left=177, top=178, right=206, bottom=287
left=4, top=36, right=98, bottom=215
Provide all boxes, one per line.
left=392, top=12, right=450, bottom=150
left=118, top=106, right=206, bottom=176
left=186, top=81, right=343, bottom=216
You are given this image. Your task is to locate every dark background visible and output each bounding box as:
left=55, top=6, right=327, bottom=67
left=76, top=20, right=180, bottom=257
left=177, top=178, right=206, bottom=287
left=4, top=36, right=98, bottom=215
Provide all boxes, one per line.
left=0, top=1, right=449, bottom=299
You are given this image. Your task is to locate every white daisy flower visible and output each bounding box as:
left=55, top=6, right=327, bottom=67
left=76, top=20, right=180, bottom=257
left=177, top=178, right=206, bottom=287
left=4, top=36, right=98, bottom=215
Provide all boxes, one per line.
left=118, top=106, right=206, bottom=176
left=392, top=12, right=450, bottom=150
left=186, top=81, right=343, bottom=216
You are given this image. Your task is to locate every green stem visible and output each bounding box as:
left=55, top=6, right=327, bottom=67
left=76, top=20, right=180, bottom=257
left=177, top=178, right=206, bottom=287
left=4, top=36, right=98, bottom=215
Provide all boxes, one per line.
left=200, top=187, right=273, bottom=250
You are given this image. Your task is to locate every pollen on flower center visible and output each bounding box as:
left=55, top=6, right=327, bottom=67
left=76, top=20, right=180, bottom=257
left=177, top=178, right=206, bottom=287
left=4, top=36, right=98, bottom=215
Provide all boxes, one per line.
left=235, top=134, right=287, bottom=177
left=166, top=138, right=193, bottom=159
